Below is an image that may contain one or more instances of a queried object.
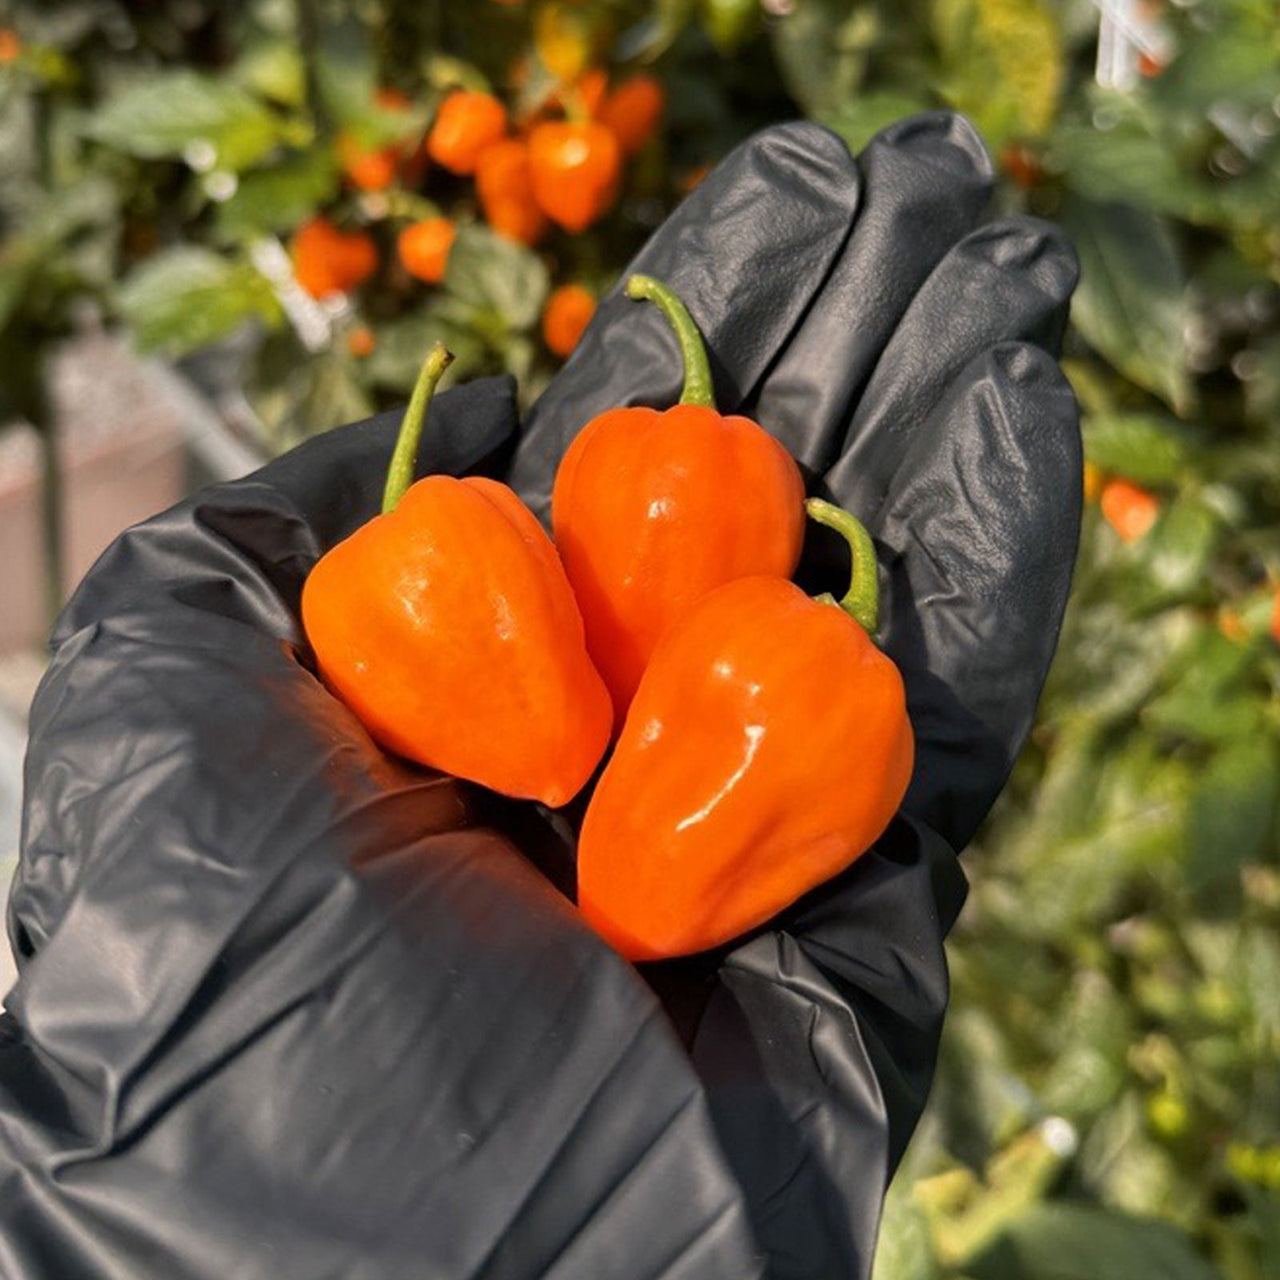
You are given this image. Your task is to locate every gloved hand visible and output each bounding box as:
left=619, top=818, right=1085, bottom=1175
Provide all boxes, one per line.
left=1, top=113, right=1080, bottom=1280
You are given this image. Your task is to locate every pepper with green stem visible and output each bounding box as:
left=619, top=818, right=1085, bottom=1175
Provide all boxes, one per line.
left=303, top=343, right=611, bottom=806
left=552, top=273, right=808, bottom=730
left=578, top=499, right=914, bottom=961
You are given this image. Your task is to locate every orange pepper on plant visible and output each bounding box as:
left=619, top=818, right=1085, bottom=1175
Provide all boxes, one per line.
left=302, top=345, right=611, bottom=806
left=528, top=118, right=621, bottom=232
left=291, top=217, right=378, bottom=299
left=427, top=91, right=509, bottom=175
left=542, top=284, right=595, bottom=357
left=577, top=500, right=913, bottom=961
left=397, top=217, right=456, bottom=284
left=336, top=89, right=418, bottom=191
left=1100, top=478, right=1160, bottom=542
left=552, top=275, right=806, bottom=729
left=597, top=74, right=665, bottom=157
left=475, top=138, right=549, bottom=246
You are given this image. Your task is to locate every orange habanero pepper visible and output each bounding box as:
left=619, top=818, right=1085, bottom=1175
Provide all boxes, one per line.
left=1100, top=478, right=1160, bottom=543
left=336, top=88, right=418, bottom=191
left=397, top=216, right=456, bottom=284
left=578, top=500, right=913, bottom=961
left=292, top=217, right=378, bottom=299
left=552, top=275, right=805, bottom=730
left=427, top=91, right=509, bottom=175
left=597, top=74, right=664, bottom=157
left=302, top=345, right=611, bottom=806
left=542, top=283, right=596, bottom=358
left=475, top=138, right=549, bottom=246
left=528, top=119, right=621, bottom=233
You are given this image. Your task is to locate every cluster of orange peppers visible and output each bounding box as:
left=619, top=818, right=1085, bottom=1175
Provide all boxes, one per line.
left=290, top=68, right=664, bottom=361
left=304, top=277, right=913, bottom=963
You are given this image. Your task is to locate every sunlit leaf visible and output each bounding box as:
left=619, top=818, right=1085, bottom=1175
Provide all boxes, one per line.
left=115, top=247, right=282, bottom=357
left=933, top=0, right=1063, bottom=145
left=86, top=70, right=291, bottom=172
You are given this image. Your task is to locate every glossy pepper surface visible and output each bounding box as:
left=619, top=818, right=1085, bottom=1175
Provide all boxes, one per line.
left=528, top=120, right=621, bottom=232
left=475, top=138, right=548, bottom=246
left=552, top=274, right=805, bottom=729
left=577, top=500, right=914, bottom=961
left=427, top=91, right=508, bottom=175
left=302, top=345, right=611, bottom=806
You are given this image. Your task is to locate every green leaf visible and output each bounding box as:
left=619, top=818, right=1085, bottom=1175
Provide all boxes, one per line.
left=115, top=247, right=281, bottom=358
left=1050, top=118, right=1215, bottom=225
left=444, top=226, right=549, bottom=334
left=933, top=0, right=1063, bottom=145
left=365, top=311, right=489, bottom=393
left=1142, top=627, right=1260, bottom=744
left=1060, top=194, right=1194, bottom=415
left=871, top=1182, right=942, bottom=1280
left=86, top=70, right=290, bottom=172
left=820, top=91, right=934, bottom=156
left=1137, top=495, right=1219, bottom=606
left=214, top=149, right=341, bottom=241
left=967, top=1202, right=1225, bottom=1280
left=1083, top=413, right=1195, bottom=486
left=235, top=38, right=308, bottom=109
left=770, top=0, right=877, bottom=119
left=1149, top=23, right=1280, bottom=116
left=1185, top=737, right=1279, bottom=899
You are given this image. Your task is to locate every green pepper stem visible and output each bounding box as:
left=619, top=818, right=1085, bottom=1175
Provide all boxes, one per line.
left=624, top=274, right=715, bottom=408
left=382, top=342, right=454, bottom=514
left=806, top=498, right=879, bottom=635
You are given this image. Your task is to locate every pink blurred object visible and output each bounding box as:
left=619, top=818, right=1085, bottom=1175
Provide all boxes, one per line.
left=0, top=332, right=186, bottom=654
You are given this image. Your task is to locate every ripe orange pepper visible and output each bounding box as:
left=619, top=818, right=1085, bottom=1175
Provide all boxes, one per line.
left=475, top=138, right=549, bottom=246
left=291, top=217, right=378, bottom=299
left=577, top=500, right=914, bottom=961
left=1270, top=592, right=1280, bottom=646
left=552, top=275, right=806, bottom=729
left=542, top=283, right=595, bottom=357
left=597, top=74, right=664, bottom=157
left=528, top=120, right=621, bottom=232
left=302, top=345, right=611, bottom=805
left=397, top=216, right=456, bottom=284
left=336, top=89, right=418, bottom=191
left=427, top=90, right=508, bottom=175
left=347, top=324, right=377, bottom=358
left=1100, top=478, right=1160, bottom=542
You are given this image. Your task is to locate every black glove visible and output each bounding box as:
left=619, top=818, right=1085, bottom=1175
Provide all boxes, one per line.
left=1, top=113, right=1080, bottom=1280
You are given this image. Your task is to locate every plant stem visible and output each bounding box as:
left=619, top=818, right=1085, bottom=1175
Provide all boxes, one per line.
left=382, top=343, right=454, bottom=514
left=625, top=274, right=715, bottom=408
left=806, top=497, right=879, bottom=635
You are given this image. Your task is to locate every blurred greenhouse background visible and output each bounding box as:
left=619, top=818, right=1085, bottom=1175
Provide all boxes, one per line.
left=1, top=0, right=1279, bottom=1276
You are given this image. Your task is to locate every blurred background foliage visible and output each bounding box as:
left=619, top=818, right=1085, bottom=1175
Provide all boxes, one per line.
left=1, top=1, right=1279, bottom=1277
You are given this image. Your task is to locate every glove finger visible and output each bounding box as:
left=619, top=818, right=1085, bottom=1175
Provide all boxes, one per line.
left=509, top=121, right=861, bottom=521
left=688, top=815, right=964, bottom=1280
left=819, top=341, right=1082, bottom=851
left=746, top=111, right=995, bottom=473
left=825, top=214, right=1078, bottom=496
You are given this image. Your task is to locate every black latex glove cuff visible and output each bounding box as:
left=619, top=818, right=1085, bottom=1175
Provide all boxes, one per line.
left=2, top=113, right=1080, bottom=1280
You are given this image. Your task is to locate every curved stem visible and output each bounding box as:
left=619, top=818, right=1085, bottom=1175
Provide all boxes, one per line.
left=382, top=342, right=454, bottom=514
left=806, top=498, right=879, bottom=635
left=625, top=274, right=714, bottom=408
